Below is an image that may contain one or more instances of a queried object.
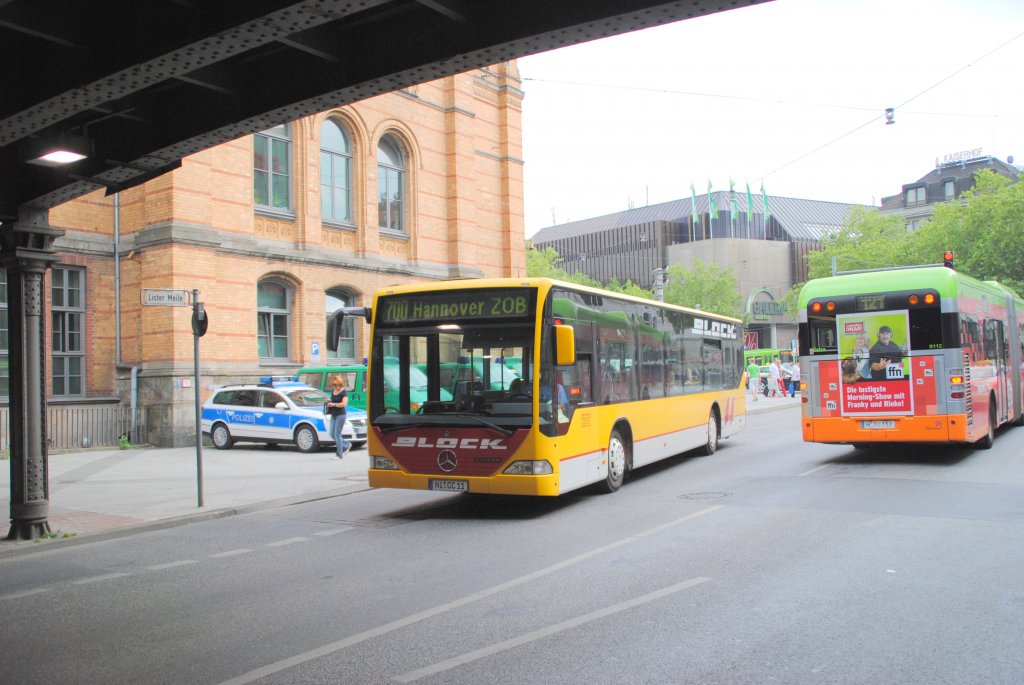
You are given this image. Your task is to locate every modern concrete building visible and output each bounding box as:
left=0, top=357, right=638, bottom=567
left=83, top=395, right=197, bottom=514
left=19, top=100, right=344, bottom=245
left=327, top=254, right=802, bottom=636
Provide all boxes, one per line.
left=0, top=63, right=525, bottom=448
left=530, top=193, right=868, bottom=354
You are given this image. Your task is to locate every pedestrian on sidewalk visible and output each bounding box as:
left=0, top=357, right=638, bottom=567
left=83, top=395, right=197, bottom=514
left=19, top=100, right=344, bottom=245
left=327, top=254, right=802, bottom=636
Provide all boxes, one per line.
left=768, top=358, right=785, bottom=398
left=746, top=359, right=760, bottom=402
left=789, top=363, right=801, bottom=396
left=326, top=375, right=351, bottom=459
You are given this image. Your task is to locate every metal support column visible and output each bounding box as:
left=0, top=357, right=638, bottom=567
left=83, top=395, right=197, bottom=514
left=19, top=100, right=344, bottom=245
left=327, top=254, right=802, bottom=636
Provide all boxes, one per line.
left=2, top=207, right=64, bottom=540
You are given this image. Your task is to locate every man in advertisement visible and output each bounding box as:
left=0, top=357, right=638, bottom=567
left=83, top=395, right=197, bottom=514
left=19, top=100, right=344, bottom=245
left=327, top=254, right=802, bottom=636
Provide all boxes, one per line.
left=837, top=314, right=912, bottom=416
left=867, top=325, right=905, bottom=380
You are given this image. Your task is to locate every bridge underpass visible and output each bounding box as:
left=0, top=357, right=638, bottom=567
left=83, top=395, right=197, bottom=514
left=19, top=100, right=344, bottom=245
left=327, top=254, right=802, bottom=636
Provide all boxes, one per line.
left=0, top=0, right=767, bottom=538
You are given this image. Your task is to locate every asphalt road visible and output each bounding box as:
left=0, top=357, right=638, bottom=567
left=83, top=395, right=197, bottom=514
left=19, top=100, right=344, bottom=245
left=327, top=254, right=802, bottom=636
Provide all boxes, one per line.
left=2, top=405, right=1023, bottom=684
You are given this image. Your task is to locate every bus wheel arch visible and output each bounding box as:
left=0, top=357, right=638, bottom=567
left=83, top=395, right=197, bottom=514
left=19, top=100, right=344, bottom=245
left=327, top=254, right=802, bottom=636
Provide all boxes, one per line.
left=975, top=395, right=996, bottom=449
left=600, top=421, right=632, bottom=493
left=701, top=405, right=721, bottom=456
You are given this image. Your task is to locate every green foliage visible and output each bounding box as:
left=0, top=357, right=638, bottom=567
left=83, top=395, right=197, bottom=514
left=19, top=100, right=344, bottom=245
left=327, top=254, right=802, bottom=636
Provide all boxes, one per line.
left=524, top=244, right=652, bottom=296
left=910, top=170, right=1024, bottom=294
left=525, top=245, right=570, bottom=279
left=805, top=206, right=912, bottom=278
left=805, top=170, right=1024, bottom=295
left=119, top=433, right=131, bottom=450
left=662, top=260, right=744, bottom=319
left=34, top=530, right=78, bottom=542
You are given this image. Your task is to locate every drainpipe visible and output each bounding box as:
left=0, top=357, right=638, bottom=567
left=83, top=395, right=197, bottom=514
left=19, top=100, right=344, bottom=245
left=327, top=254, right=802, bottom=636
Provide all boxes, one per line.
left=113, top=193, right=139, bottom=440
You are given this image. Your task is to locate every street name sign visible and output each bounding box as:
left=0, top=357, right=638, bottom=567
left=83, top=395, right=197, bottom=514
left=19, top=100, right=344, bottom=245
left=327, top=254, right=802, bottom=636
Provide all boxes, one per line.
left=142, top=288, right=191, bottom=306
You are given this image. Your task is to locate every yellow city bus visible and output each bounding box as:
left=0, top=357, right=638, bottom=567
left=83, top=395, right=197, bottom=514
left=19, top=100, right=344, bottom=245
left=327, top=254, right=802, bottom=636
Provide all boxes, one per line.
left=798, top=262, right=1024, bottom=448
left=337, top=278, right=745, bottom=495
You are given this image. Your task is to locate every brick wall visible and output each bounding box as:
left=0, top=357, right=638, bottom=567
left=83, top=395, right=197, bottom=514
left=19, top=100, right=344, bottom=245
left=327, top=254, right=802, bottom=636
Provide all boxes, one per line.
left=40, top=64, right=525, bottom=446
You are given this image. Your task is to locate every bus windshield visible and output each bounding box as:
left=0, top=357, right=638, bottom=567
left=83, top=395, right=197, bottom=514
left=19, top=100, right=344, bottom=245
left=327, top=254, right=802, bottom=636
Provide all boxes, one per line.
left=371, top=322, right=533, bottom=429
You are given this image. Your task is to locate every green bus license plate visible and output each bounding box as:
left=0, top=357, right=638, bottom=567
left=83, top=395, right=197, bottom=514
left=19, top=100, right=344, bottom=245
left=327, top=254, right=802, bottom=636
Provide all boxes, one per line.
left=861, top=420, right=895, bottom=429
left=429, top=479, right=468, bottom=492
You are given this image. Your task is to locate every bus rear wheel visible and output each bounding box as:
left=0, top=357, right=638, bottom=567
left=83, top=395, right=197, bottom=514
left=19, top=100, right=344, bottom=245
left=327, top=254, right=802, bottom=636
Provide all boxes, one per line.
left=601, top=430, right=627, bottom=493
left=701, top=410, right=719, bottom=456
left=975, top=401, right=996, bottom=450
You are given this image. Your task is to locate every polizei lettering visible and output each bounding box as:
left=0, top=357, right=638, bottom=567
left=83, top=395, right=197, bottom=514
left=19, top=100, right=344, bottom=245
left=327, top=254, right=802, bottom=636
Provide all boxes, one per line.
left=392, top=436, right=507, bottom=450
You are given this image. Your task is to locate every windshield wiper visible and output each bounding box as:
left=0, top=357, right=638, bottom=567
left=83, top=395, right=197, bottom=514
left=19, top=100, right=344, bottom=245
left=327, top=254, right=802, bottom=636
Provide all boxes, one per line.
left=377, top=415, right=514, bottom=437
left=455, top=413, right=515, bottom=437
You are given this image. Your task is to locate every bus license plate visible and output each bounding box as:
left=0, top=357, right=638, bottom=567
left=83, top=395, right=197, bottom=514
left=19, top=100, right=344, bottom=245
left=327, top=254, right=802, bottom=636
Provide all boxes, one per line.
left=861, top=420, right=895, bottom=429
left=429, top=479, right=468, bottom=492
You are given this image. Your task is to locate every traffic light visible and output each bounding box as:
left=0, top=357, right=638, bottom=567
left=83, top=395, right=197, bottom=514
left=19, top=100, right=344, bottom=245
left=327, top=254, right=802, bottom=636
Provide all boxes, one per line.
left=942, top=250, right=955, bottom=269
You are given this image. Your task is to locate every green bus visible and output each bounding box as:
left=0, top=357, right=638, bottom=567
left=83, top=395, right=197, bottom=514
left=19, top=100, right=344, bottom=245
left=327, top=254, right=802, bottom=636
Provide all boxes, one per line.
left=297, top=363, right=452, bottom=413
left=798, top=260, right=1024, bottom=448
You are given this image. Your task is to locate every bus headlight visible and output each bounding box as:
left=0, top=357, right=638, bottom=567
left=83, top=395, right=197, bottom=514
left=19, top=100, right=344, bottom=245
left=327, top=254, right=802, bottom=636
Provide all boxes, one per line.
left=503, top=460, right=553, bottom=475
left=371, top=456, right=400, bottom=470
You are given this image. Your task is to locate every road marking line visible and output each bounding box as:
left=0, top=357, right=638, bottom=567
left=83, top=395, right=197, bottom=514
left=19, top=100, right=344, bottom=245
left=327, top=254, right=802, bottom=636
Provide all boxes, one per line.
left=1, top=587, right=50, bottom=601
left=798, top=464, right=830, bottom=477
left=218, top=505, right=723, bottom=685
left=395, top=576, right=712, bottom=683
left=210, top=548, right=254, bottom=558
left=146, top=560, right=199, bottom=571
left=314, top=527, right=354, bottom=537
left=266, top=537, right=311, bottom=547
left=72, top=572, right=131, bottom=585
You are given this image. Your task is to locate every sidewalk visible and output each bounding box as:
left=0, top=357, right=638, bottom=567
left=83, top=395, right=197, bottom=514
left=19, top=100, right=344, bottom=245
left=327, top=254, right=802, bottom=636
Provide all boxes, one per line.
left=1, top=395, right=798, bottom=557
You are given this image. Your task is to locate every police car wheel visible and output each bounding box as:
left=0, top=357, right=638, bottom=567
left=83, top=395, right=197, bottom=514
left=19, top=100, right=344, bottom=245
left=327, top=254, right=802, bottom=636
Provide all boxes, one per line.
left=294, top=425, right=320, bottom=453
left=211, top=423, right=233, bottom=449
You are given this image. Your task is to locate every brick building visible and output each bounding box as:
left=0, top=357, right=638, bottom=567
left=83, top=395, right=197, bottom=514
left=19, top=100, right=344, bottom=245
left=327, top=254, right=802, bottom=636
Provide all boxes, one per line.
left=1, top=63, right=525, bottom=447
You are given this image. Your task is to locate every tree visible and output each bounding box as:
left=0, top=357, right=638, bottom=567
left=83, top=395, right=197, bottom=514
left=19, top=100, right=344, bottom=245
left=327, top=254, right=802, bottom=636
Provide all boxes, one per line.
left=525, top=244, right=570, bottom=279
left=910, top=170, right=1024, bottom=293
left=661, top=260, right=744, bottom=319
left=805, top=206, right=913, bottom=279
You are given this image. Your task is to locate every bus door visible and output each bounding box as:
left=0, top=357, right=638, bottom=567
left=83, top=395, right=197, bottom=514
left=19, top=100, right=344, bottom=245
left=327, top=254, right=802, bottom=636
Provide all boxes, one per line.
left=986, top=319, right=1009, bottom=423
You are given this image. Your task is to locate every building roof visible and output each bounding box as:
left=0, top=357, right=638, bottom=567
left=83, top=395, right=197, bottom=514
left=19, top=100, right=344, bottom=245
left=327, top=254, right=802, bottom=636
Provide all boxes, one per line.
left=530, top=192, right=867, bottom=244
left=880, top=155, right=1021, bottom=209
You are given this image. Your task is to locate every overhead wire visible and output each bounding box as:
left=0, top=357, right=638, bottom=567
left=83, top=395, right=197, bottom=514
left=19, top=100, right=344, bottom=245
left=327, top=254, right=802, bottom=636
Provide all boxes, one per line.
left=524, top=29, right=1024, bottom=185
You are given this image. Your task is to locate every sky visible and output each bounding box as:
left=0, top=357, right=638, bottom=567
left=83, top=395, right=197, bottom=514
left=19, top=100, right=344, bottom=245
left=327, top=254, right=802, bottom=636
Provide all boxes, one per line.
left=518, top=0, right=1024, bottom=237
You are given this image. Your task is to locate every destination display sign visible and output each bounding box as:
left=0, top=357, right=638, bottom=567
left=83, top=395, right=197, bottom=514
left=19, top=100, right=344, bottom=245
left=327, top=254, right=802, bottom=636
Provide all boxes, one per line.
left=378, top=288, right=536, bottom=324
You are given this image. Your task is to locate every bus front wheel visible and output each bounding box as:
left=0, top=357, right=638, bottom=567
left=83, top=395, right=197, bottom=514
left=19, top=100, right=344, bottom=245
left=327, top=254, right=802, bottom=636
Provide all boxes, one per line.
left=701, top=410, right=719, bottom=456
left=601, top=430, right=627, bottom=493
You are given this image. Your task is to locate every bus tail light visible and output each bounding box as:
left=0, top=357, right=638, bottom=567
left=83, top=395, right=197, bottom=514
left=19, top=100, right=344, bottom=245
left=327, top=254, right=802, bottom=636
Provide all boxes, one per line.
left=909, top=294, right=919, bottom=305
left=503, top=460, right=553, bottom=476
left=948, top=368, right=965, bottom=399
left=372, top=456, right=400, bottom=470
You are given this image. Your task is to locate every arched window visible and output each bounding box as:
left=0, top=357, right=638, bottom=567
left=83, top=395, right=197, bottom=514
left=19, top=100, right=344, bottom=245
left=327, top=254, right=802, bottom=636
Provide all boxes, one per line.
left=377, top=136, right=405, bottom=232
left=254, top=123, right=292, bottom=210
left=320, top=120, right=353, bottom=223
left=257, top=279, right=291, bottom=359
left=326, top=289, right=357, bottom=361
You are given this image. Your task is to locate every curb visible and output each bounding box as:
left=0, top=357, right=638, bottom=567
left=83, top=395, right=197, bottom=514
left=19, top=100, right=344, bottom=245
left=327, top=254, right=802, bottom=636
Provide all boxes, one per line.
left=0, top=483, right=373, bottom=561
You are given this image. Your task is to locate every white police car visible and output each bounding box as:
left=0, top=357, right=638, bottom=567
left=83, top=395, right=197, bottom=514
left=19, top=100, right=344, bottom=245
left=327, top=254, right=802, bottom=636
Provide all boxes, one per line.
left=201, top=378, right=367, bottom=453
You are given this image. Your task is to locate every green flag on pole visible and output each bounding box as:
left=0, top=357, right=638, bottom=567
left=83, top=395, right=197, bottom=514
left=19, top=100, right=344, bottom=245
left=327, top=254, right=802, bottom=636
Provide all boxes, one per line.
left=707, top=180, right=718, bottom=219
left=760, top=182, right=770, bottom=219
left=690, top=182, right=698, bottom=225
left=729, top=178, right=738, bottom=222
left=746, top=181, right=754, bottom=221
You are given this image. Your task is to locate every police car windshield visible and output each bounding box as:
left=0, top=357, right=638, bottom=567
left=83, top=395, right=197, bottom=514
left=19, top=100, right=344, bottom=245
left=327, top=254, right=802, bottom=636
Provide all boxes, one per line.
left=287, top=388, right=330, bottom=407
